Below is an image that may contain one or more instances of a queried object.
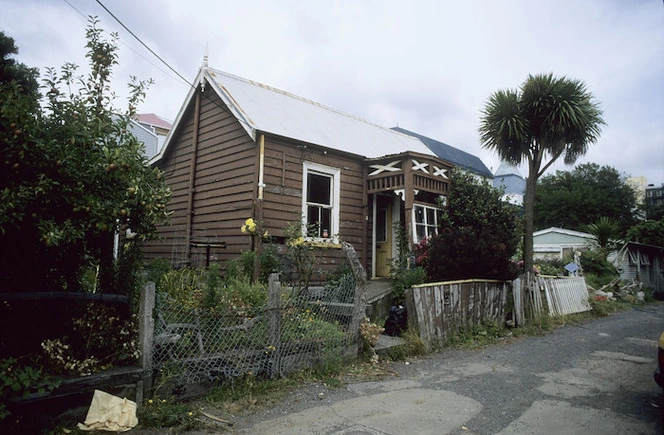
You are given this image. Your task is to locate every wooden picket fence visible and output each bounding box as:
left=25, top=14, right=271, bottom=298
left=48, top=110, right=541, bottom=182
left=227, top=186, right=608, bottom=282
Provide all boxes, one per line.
left=406, top=275, right=591, bottom=351
left=405, top=279, right=509, bottom=352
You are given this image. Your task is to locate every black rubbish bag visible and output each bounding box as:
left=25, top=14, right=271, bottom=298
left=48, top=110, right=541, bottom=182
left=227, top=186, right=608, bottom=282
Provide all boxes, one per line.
left=384, top=305, right=407, bottom=337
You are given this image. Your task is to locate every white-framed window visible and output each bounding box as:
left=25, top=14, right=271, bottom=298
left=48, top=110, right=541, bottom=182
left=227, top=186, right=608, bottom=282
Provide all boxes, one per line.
left=302, top=162, right=340, bottom=240
left=413, top=204, right=439, bottom=242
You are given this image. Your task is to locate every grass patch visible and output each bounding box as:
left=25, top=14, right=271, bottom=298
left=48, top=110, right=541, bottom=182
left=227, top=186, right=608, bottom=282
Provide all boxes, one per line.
left=589, top=298, right=632, bottom=316
left=380, top=328, right=426, bottom=361
left=205, top=374, right=298, bottom=415
left=137, top=397, right=201, bottom=431
left=445, top=320, right=508, bottom=349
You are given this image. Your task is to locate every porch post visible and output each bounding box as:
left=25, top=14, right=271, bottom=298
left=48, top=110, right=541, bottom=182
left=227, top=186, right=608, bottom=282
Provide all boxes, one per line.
left=371, top=194, right=377, bottom=279
left=403, top=156, right=415, bottom=250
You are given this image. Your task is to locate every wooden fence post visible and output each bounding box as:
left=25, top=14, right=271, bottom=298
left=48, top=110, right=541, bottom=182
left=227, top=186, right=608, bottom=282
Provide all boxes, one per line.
left=342, top=242, right=367, bottom=355
left=268, top=273, right=281, bottom=378
left=138, top=282, right=155, bottom=400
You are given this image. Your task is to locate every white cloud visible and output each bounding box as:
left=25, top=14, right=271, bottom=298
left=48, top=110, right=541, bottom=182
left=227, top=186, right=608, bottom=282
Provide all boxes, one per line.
left=2, top=0, right=662, bottom=183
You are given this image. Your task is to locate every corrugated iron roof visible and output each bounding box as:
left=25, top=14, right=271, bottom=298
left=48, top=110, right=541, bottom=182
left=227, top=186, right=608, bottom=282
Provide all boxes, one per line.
left=135, top=113, right=172, bottom=130
left=204, top=68, right=434, bottom=159
left=391, top=126, right=493, bottom=178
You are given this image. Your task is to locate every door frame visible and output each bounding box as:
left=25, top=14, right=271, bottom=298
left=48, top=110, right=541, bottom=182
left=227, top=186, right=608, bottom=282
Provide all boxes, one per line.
left=372, top=193, right=400, bottom=278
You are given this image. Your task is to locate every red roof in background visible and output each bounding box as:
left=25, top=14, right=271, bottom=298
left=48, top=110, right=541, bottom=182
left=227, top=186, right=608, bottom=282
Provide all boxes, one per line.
left=135, top=113, right=172, bottom=130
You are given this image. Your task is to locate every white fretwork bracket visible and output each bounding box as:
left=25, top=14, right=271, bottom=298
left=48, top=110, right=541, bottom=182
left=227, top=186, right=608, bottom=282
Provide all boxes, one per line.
left=369, top=160, right=401, bottom=176
left=412, top=159, right=429, bottom=174
left=394, top=189, right=419, bottom=201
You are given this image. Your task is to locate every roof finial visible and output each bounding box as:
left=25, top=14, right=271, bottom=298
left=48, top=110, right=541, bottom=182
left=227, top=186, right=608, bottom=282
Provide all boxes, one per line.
left=203, top=43, right=209, bottom=67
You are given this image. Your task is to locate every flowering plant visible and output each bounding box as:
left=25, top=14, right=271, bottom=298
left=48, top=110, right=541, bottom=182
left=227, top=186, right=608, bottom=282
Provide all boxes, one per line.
left=241, top=218, right=257, bottom=234
left=240, top=218, right=268, bottom=238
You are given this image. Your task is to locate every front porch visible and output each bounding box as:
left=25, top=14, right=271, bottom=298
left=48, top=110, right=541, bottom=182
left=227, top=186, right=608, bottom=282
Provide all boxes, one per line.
left=366, top=151, right=452, bottom=279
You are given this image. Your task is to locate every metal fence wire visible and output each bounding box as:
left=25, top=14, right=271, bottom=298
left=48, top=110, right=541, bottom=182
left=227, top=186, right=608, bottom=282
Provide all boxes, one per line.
left=152, top=273, right=359, bottom=384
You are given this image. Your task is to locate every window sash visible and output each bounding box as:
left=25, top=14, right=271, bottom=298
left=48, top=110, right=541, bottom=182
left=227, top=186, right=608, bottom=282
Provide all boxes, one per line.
left=302, top=162, right=340, bottom=241
left=413, top=204, right=439, bottom=242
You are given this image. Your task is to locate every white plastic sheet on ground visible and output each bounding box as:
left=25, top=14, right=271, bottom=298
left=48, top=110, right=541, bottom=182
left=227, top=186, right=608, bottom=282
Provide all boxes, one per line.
left=77, top=389, right=138, bottom=432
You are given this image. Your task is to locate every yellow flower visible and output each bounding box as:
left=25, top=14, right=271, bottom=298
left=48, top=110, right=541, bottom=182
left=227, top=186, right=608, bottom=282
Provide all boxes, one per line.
left=148, top=399, right=153, bottom=404
left=188, top=412, right=193, bottom=417
left=288, top=236, right=305, bottom=247
left=241, top=218, right=258, bottom=234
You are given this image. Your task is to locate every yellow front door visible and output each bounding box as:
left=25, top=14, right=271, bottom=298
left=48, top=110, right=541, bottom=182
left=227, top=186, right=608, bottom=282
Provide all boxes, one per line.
left=375, top=197, right=392, bottom=277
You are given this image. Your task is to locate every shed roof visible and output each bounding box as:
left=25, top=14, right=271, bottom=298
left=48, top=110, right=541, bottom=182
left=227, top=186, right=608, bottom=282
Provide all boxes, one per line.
left=153, top=67, right=436, bottom=162
left=533, top=227, right=595, bottom=241
left=391, top=126, right=493, bottom=178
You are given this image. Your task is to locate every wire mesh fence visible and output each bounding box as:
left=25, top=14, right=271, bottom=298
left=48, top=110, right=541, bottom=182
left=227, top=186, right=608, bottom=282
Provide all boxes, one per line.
left=151, top=273, right=360, bottom=385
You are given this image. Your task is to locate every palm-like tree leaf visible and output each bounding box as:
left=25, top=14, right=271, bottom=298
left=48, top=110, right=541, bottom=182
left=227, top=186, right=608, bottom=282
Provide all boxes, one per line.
left=478, top=73, right=605, bottom=274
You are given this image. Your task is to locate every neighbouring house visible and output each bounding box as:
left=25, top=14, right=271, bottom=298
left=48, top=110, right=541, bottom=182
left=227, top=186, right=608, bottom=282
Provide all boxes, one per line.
left=533, top=227, right=595, bottom=260
left=135, top=113, right=172, bottom=158
left=391, top=126, right=493, bottom=178
left=610, top=242, right=664, bottom=294
left=492, top=162, right=526, bottom=206
left=125, top=118, right=161, bottom=159
left=143, top=65, right=484, bottom=280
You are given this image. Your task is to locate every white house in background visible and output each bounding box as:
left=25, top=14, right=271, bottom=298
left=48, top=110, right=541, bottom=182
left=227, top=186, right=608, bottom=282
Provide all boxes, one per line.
left=134, top=113, right=172, bottom=158
left=126, top=119, right=160, bottom=159
left=492, top=162, right=526, bottom=206
left=533, top=227, right=595, bottom=260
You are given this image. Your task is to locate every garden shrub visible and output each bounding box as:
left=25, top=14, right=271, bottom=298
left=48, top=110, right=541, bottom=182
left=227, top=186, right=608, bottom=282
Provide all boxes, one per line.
left=418, top=169, right=520, bottom=282
left=580, top=249, right=618, bottom=287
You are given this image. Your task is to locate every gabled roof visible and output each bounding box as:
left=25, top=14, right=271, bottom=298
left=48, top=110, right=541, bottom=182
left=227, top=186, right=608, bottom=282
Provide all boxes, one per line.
left=494, top=162, right=523, bottom=178
left=152, top=67, right=434, bottom=162
left=135, top=113, right=172, bottom=131
left=391, top=126, right=493, bottom=178
left=493, top=162, right=526, bottom=195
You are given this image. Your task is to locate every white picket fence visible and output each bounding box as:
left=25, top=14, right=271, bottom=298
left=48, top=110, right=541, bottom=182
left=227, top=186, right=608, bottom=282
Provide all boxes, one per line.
left=539, top=276, right=592, bottom=316
left=512, top=275, right=591, bottom=325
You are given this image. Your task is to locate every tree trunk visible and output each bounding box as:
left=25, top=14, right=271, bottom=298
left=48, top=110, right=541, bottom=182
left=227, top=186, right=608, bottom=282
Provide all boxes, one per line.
left=523, top=175, right=537, bottom=275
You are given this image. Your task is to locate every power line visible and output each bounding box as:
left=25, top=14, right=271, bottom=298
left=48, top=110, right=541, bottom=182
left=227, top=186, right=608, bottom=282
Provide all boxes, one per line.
left=94, top=0, right=194, bottom=89
left=62, top=0, right=179, bottom=83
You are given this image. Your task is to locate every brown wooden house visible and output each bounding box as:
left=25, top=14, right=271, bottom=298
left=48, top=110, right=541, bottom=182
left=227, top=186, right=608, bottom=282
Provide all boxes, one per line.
left=144, top=65, right=455, bottom=279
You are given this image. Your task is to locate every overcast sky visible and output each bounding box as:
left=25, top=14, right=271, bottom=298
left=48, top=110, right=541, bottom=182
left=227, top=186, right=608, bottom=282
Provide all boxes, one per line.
left=2, top=0, right=663, bottom=184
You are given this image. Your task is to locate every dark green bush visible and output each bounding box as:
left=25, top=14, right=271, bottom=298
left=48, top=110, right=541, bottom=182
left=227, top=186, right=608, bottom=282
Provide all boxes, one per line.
left=580, top=249, right=618, bottom=285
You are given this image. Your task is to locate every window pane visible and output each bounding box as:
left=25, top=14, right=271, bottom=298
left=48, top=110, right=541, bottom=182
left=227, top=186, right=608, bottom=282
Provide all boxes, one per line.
left=321, top=208, right=331, bottom=238
left=307, top=205, right=320, bottom=237
left=414, top=206, right=425, bottom=224
left=426, top=208, right=436, bottom=225
left=416, top=224, right=426, bottom=241
left=307, top=173, right=331, bottom=205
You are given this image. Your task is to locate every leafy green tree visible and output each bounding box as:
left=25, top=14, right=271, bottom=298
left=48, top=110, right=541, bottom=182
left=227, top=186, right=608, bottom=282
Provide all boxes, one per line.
left=645, top=202, right=664, bottom=221
left=626, top=219, right=664, bottom=248
left=534, top=163, right=636, bottom=233
left=421, top=169, right=521, bottom=281
left=0, top=20, right=170, bottom=294
left=0, top=31, right=40, bottom=103
left=479, top=73, right=605, bottom=274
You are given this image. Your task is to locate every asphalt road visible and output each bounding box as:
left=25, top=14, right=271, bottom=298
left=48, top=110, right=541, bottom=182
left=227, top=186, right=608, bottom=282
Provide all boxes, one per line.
left=220, top=302, right=664, bottom=434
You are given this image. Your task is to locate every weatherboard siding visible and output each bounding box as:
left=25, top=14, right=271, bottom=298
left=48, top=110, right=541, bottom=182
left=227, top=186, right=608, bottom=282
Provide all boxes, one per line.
left=144, top=88, right=371, bottom=277
left=143, top=86, right=257, bottom=266
left=260, top=136, right=369, bottom=280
